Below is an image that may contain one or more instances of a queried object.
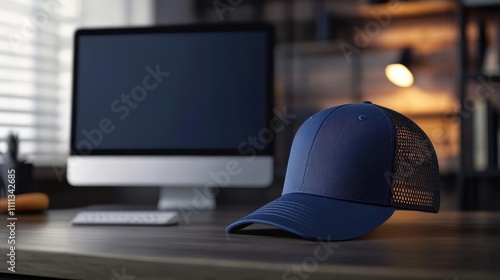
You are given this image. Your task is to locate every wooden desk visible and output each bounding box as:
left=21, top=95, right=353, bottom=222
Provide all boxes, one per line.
left=0, top=208, right=499, bottom=280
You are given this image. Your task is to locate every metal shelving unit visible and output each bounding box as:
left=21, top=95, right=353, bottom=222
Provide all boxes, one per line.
left=458, top=0, right=500, bottom=210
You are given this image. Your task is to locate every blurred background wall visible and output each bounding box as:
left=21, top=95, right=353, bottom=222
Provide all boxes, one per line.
left=2, top=0, right=499, bottom=210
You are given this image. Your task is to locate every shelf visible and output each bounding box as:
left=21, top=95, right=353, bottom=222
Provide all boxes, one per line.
left=406, top=112, right=459, bottom=119
left=463, top=0, right=500, bottom=8
left=466, top=72, right=500, bottom=83
left=458, top=0, right=500, bottom=209
left=463, top=170, right=500, bottom=177
left=335, top=0, right=455, bottom=18
left=276, top=41, right=345, bottom=56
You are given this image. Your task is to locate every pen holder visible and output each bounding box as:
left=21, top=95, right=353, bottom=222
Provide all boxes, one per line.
left=0, top=161, right=34, bottom=197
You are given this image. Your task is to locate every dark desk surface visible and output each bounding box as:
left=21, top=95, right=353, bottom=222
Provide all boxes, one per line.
left=0, top=208, right=499, bottom=280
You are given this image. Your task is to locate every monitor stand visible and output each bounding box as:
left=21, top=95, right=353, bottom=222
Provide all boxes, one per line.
left=157, top=187, right=216, bottom=210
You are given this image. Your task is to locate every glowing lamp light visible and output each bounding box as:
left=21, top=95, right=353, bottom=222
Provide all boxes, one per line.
left=385, top=47, right=414, bottom=88
left=385, top=63, right=414, bottom=88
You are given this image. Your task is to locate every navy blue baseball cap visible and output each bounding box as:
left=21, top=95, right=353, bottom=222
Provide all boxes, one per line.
left=227, top=102, right=440, bottom=241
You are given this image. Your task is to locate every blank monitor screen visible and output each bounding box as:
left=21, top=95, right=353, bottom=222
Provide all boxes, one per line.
left=71, top=25, right=273, bottom=155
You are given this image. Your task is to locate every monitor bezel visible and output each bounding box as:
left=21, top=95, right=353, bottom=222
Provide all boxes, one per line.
left=70, top=23, right=274, bottom=156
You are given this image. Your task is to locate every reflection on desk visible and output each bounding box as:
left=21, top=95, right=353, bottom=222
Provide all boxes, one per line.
left=0, top=208, right=499, bottom=280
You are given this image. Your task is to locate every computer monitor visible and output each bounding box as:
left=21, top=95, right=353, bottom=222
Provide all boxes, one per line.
left=67, top=24, right=274, bottom=210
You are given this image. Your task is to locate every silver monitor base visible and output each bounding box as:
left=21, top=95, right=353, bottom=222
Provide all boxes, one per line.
left=157, top=187, right=216, bottom=210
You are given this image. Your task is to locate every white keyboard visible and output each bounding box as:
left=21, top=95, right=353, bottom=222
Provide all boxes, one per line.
left=71, top=211, right=179, bottom=226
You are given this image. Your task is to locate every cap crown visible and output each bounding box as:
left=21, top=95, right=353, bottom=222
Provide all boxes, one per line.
left=283, top=103, right=440, bottom=212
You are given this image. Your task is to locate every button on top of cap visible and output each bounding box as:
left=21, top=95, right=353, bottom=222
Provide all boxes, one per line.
left=362, top=101, right=372, bottom=104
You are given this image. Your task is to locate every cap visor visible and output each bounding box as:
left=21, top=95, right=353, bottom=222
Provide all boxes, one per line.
left=226, top=193, right=395, bottom=241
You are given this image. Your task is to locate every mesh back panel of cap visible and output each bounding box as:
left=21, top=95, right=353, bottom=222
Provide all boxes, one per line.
left=377, top=106, right=440, bottom=213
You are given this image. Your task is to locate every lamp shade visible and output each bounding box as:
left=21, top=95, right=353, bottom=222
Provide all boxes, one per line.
left=385, top=48, right=414, bottom=88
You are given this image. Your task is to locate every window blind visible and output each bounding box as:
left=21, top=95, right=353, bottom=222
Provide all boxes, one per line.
left=0, top=0, right=81, bottom=165
left=0, top=0, right=153, bottom=167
